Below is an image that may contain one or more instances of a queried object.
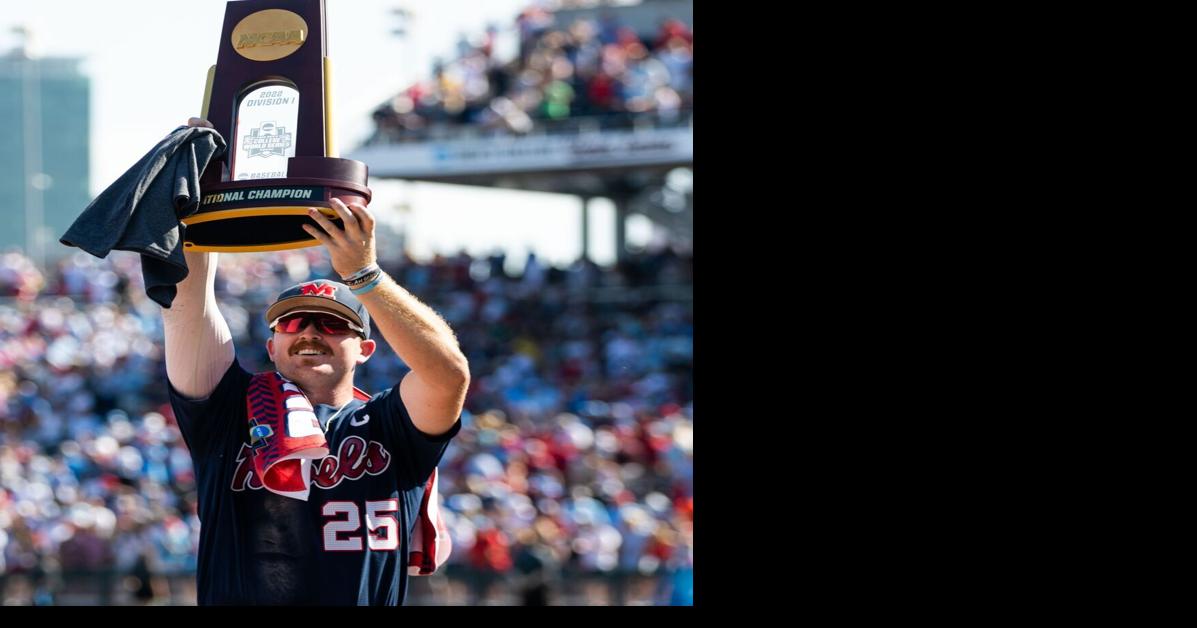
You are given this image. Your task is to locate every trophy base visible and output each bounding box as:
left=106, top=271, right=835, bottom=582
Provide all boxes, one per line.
left=182, top=156, right=371, bottom=253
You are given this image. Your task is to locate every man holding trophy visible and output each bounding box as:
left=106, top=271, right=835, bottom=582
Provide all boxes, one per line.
left=62, top=0, right=468, bottom=605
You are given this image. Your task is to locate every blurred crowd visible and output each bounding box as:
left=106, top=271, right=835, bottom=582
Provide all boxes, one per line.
left=370, top=5, right=693, bottom=142
left=1, top=243, right=692, bottom=605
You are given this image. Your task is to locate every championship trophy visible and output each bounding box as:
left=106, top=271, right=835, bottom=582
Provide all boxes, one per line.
left=183, top=0, right=370, bottom=252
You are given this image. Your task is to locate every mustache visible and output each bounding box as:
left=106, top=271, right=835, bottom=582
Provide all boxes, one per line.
left=290, top=339, right=332, bottom=355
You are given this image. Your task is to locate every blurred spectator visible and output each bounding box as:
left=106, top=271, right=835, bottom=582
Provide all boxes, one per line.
left=1, top=250, right=45, bottom=301
left=511, top=519, right=563, bottom=605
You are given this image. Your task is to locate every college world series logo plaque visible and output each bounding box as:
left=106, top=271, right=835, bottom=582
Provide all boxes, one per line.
left=183, top=0, right=371, bottom=253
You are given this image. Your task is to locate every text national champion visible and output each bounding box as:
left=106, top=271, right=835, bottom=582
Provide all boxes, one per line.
left=202, top=188, right=316, bottom=205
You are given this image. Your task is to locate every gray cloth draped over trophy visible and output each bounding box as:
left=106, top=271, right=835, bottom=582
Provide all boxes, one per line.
left=59, top=126, right=227, bottom=308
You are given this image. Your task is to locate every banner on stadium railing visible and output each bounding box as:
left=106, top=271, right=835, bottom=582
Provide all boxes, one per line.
left=349, top=127, right=693, bottom=179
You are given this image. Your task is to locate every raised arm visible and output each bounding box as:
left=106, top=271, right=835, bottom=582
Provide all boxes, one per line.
left=161, top=117, right=234, bottom=399
left=304, top=199, right=469, bottom=436
left=162, top=249, right=235, bottom=399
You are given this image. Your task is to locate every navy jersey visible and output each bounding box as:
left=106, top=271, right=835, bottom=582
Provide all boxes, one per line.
left=169, top=358, right=460, bottom=605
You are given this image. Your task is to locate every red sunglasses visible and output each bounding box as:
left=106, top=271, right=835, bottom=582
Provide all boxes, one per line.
left=271, top=312, right=365, bottom=337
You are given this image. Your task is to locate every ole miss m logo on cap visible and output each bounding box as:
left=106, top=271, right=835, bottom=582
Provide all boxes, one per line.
left=300, top=281, right=336, bottom=298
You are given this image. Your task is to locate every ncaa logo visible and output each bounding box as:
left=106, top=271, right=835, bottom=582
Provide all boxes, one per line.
left=249, top=422, right=274, bottom=449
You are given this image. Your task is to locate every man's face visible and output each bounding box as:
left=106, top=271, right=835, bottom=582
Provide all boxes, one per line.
left=266, top=311, right=375, bottom=386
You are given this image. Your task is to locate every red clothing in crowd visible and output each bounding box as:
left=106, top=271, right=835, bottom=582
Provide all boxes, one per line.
left=469, top=528, right=514, bottom=572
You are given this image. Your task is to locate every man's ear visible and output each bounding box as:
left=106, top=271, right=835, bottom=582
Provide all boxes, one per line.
left=266, top=337, right=277, bottom=362
left=357, top=339, right=377, bottom=364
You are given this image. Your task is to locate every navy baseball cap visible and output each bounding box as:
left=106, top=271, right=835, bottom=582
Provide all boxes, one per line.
left=264, top=280, right=371, bottom=339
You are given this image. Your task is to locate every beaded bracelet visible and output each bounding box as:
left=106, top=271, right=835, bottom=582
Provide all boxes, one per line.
left=350, top=272, right=385, bottom=295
